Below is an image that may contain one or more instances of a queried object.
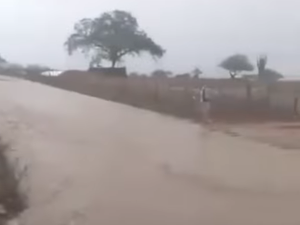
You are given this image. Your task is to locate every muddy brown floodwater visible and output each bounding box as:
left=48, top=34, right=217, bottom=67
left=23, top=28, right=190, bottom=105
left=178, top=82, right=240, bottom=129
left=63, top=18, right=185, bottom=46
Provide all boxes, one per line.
left=0, top=76, right=300, bottom=225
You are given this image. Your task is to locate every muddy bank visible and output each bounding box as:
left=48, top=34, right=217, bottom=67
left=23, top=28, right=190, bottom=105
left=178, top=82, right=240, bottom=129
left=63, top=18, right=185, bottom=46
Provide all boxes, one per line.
left=0, top=139, right=26, bottom=224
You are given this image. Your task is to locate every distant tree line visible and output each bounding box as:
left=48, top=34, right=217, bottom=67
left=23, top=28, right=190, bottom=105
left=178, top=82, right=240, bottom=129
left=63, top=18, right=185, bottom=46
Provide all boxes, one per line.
left=0, top=55, right=52, bottom=76
left=219, top=54, right=283, bottom=82
left=64, top=9, right=284, bottom=82
left=0, top=9, right=285, bottom=82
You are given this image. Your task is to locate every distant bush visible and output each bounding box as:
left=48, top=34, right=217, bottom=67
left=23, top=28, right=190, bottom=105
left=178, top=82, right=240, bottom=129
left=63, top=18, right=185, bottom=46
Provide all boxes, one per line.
left=0, top=63, right=25, bottom=76
left=25, top=64, right=51, bottom=75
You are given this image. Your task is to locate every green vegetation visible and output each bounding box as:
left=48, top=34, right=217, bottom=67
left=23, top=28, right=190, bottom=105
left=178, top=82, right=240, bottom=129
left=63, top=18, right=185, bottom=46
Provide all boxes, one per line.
left=65, top=10, right=165, bottom=68
left=219, top=54, right=254, bottom=79
left=257, top=55, right=283, bottom=83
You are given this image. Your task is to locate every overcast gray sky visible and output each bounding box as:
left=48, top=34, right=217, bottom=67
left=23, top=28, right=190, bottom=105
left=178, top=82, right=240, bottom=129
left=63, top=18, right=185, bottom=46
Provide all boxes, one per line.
left=0, top=0, right=300, bottom=75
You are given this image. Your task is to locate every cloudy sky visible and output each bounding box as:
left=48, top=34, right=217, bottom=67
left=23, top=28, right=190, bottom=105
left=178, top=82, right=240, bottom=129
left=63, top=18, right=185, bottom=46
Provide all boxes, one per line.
left=0, top=0, right=300, bottom=75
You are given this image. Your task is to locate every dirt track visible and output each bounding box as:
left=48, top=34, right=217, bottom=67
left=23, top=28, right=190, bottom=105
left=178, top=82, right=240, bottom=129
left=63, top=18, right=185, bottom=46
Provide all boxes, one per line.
left=1, top=76, right=300, bottom=224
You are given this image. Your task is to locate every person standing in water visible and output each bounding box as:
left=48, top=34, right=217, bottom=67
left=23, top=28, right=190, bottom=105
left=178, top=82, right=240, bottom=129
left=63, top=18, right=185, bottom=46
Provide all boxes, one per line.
left=193, top=85, right=216, bottom=123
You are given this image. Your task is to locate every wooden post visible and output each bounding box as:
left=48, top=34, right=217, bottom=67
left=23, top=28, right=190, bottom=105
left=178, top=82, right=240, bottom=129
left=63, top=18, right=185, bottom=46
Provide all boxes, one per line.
left=294, top=97, right=299, bottom=117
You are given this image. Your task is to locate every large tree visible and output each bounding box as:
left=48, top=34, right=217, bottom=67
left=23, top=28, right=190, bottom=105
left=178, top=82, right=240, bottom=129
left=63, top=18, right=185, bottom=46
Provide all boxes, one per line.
left=65, top=10, right=165, bottom=68
left=219, top=54, right=254, bottom=79
left=191, top=67, right=202, bottom=78
left=257, top=55, right=283, bottom=83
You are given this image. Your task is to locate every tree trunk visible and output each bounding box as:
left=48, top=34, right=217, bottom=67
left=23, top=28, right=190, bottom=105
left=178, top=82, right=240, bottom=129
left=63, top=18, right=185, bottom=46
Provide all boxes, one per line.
left=229, top=71, right=237, bottom=79
left=246, top=81, right=252, bottom=103
left=111, top=60, right=117, bottom=68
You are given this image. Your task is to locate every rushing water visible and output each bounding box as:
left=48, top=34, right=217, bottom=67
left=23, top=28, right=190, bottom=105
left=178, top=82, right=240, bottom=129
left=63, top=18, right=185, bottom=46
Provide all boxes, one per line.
left=0, top=76, right=300, bottom=225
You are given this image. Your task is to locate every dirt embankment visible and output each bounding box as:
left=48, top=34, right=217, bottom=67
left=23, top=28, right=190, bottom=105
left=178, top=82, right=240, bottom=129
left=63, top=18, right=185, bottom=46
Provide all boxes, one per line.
left=24, top=70, right=299, bottom=123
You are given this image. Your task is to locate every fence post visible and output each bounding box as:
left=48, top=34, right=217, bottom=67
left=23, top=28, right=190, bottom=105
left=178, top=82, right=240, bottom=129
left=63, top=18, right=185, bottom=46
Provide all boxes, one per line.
left=246, top=81, right=252, bottom=103
left=294, top=97, right=299, bottom=117
left=154, top=79, right=159, bottom=102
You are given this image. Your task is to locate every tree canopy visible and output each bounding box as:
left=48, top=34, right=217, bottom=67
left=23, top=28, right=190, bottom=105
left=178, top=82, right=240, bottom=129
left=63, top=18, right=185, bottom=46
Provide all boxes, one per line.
left=219, top=54, right=254, bottom=79
left=259, top=68, right=283, bottom=82
left=257, top=55, right=267, bottom=76
left=257, top=55, right=283, bottom=83
left=191, top=67, right=202, bottom=78
left=151, top=70, right=172, bottom=78
left=65, top=10, right=165, bottom=68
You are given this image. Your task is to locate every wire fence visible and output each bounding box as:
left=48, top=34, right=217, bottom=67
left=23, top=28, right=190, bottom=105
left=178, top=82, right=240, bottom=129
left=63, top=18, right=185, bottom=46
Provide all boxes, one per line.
left=25, top=72, right=300, bottom=122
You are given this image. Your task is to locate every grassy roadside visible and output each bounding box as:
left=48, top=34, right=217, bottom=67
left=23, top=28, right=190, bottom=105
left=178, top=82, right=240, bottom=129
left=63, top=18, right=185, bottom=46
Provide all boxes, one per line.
left=0, top=139, right=27, bottom=225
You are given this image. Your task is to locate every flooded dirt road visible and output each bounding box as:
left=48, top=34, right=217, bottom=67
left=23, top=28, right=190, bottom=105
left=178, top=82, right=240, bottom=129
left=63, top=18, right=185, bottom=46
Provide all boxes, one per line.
left=0, top=76, right=300, bottom=224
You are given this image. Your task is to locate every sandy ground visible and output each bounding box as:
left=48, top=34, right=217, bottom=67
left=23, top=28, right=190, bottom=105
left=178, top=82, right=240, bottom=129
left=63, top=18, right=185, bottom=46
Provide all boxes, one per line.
left=1, top=76, right=300, bottom=224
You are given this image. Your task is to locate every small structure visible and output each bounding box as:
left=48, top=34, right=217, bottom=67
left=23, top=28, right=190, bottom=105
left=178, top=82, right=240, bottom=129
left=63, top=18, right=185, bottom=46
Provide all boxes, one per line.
left=41, top=70, right=63, bottom=76
left=88, top=67, right=127, bottom=77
